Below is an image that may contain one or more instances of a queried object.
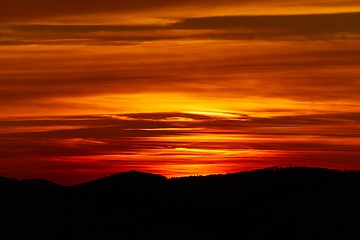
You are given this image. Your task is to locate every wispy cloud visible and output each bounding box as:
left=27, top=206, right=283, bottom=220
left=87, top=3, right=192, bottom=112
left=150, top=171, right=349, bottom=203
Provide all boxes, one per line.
left=1, top=12, right=360, bottom=46
left=1, top=0, right=360, bottom=23
left=1, top=112, right=359, bottom=184
left=1, top=0, right=359, bottom=184
left=1, top=38, right=359, bottom=117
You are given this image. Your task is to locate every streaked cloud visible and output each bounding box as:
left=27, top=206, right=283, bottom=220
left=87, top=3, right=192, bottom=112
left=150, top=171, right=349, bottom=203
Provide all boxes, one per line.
left=1, top=0, right=360, bottom=23
left=1, top=112, right=359, bottom=184
left=1, top=38, right=359, bottom=117
left=0, top=0, right=359, bottom=184
left=1, top=12, right=360, bottom=46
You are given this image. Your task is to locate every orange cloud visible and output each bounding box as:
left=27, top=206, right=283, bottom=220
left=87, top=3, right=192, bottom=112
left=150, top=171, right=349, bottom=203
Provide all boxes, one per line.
left=0, top=112, right=359, bottom=184
left=0, top=0, right=359, bottom=184
left=1, top=38, right=359, bottom=116
left=1, top=0, right=360, bottom=23
left=1, top=12, right=360, bottom=46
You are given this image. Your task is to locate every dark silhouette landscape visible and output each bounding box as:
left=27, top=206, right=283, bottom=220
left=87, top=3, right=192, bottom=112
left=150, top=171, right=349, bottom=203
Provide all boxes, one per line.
left=0, top=167, right=359, bottom=239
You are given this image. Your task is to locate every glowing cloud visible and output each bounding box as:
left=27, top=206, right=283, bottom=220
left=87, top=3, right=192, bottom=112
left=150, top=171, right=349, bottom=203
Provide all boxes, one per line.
left=0, top=0, right=359, bottom=184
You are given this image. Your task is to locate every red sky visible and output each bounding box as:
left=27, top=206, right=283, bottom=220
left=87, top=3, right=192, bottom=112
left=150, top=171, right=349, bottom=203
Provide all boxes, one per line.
left=0, top=0, right=360, bottom=185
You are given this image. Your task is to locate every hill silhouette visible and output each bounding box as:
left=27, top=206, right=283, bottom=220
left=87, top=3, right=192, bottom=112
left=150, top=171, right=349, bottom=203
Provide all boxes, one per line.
left=72, top=170, right=167, bottom=191
left=0, top=176, right=61, bottom=196
left=0, top=167, right=359, bottom=239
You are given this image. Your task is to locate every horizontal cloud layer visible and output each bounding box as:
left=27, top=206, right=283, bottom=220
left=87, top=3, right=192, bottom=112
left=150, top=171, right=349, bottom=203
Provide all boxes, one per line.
left=1, top=0, right=360, bottom=23
left=1, top=37, right=359, bottom=117
left=1, top=1, right=359, bottom=184
left=1, top=12, right=360, bottom=46
left=1, top=112, right=359, bottom=184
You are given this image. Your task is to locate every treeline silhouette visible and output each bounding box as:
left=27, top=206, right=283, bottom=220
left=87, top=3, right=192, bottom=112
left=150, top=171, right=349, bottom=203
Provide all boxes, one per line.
left=0, top=167, right=359, bottom=239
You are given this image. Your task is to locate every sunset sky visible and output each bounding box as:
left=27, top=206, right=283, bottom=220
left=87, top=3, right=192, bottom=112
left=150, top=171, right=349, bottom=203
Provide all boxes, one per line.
left=1, top=0, right=359, bottom=185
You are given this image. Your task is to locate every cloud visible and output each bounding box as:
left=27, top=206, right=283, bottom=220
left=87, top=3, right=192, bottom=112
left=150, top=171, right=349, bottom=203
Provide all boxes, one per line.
left=1, top=111, right=359, bottom=154
left=174, top=12, right=360, bottom=39
left=1, top=12, right=360, bottom=46
left=1, top=1, right=359, bottom=185
left=1, top=0, right=360, bottom=23
left=1, top=13, right=359, bottom=112
left=1, top=36, right=359, bottom=116
left=1, top=112, right=359, bottom=184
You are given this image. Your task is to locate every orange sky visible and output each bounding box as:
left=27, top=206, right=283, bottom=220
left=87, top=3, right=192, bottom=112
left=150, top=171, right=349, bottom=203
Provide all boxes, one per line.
left=0, top=1, right=359, bottom=185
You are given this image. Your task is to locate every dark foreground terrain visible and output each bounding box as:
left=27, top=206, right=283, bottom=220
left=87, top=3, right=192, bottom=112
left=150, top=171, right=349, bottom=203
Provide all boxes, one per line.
left=0, top=167, right=359, bottom=239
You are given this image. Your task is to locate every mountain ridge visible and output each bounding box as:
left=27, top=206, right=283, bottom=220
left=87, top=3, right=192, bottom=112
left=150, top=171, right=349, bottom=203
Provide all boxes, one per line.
left=0, top=166, right=358, bottom=239
left=0, top=166, right=358, bottom=189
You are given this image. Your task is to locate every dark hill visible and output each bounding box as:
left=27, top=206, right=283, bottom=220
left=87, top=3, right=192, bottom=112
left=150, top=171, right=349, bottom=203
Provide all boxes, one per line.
left=0, top=176, right=61, bottom=195
left=72, top=170, right=166, bottom=191
left=0, top=176, right=17, bottom=187
left=0, top=167, right=359, bottom=240
left=19, top=178, right=62, bottom=192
